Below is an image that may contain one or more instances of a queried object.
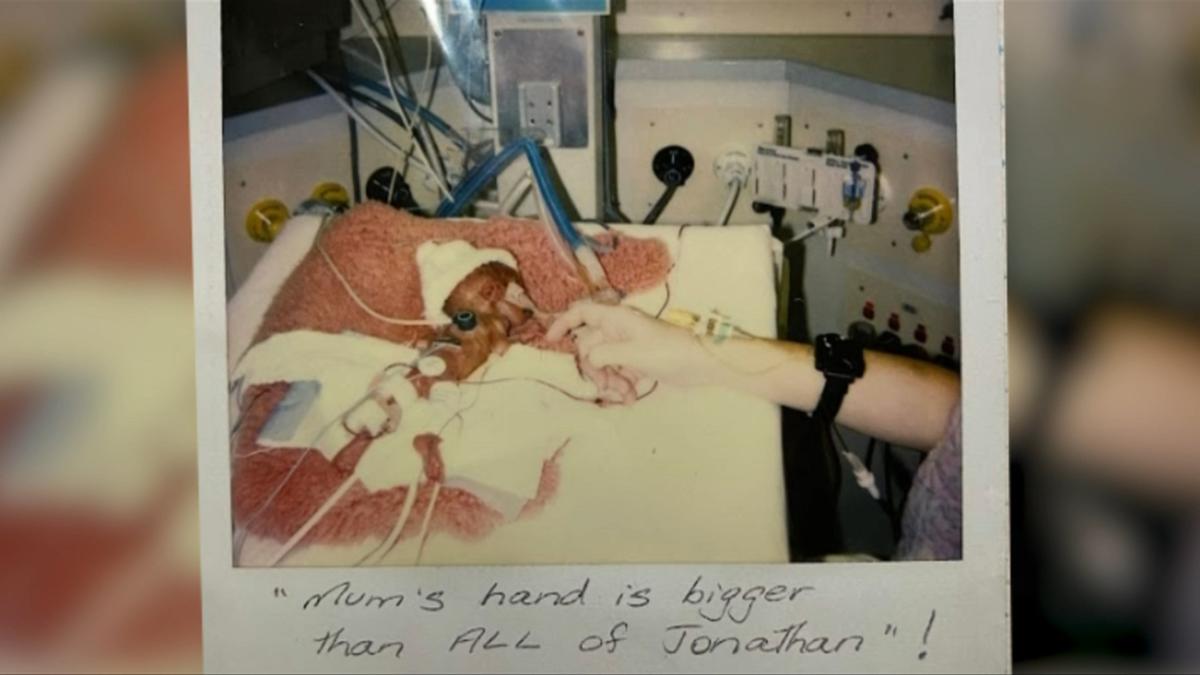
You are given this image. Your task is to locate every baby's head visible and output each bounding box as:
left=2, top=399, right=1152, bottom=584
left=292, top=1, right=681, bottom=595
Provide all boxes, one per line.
left=412, top=239, right=633, bottom=405
left=416, top=241, right=541, bottom=381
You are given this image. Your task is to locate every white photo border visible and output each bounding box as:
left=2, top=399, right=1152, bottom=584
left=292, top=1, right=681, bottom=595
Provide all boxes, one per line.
left=189, top=1, right=1009, bottom=671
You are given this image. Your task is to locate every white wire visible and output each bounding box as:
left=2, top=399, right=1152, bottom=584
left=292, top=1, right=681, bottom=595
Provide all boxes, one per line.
left=307, top=70, right=444, bottom=185
left=418, top=32, right=436, bottom=110
left=238, top=340, right=451, bottom=565
left=363, top=476, right=422, bottom=565
left=416, top=20, right=443, bottom=179
left=411, top=482, right=442, bottom=565
left=499, top=173, right=533, bottom=215
left=233, top=385, right=374, bottom=561
left=265, top=475, right=357, bottom=566
left=792, top=218, right=836, bottom=243
left=355, top=2, right=429, bottom=168
left=351, top=0, right=452, bottom=200
left=717, top=181, right=741, bottom=226
left=314, top=227, right=445, bottom=327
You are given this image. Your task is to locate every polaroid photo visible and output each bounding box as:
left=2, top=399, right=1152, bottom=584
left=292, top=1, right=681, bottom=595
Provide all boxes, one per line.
left=190, top=0, right=1010, bottom=671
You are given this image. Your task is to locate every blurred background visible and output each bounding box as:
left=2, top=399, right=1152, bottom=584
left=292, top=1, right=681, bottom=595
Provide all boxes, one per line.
left=0, top=0, right=1194, bottom=672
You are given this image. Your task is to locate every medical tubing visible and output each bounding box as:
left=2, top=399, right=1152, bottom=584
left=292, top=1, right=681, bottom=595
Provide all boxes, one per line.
left=436, top=138, right=587, bottom=251
left=308, top=70, right=442, bottom=188
left=347, top=74, right=468, bottom=149
left=499, top=173, right=533, bottom=214
left=643, top=182, right=677, bottom=225
left=435, top=139, right=525, bottom=216
left=370, top=0, right=451, bottom=189
left=718, top=181, right=741, bottom=226
left=350, top=0, right=450, bottom=199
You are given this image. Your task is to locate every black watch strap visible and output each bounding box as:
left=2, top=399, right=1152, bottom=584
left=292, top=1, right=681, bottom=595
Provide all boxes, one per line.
left=813, top=376, right=851, bottom=423
left=812, top=334, right=865, bottom=423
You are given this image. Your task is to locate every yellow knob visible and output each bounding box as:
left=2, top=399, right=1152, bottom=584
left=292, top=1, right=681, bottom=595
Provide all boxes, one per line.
left=911, top=232, right=933, bottom=253
left=907, top=187, right=954, bottom=235
left=311, top=181, right=351, bottom=209
left=245, top=198, right=290, bottom=243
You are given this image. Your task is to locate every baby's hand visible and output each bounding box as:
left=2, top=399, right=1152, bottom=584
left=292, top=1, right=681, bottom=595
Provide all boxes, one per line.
left=343, top=396, right=394, bottom=437
left=345, top=376, right=418, bottom=437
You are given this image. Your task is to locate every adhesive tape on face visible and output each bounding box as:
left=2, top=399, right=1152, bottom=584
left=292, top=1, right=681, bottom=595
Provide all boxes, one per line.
left=417, top=356, right=447, bottom=377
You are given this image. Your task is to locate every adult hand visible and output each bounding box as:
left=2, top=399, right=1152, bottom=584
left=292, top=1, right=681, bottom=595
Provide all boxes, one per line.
left=546, top=301, right=713, bottom=387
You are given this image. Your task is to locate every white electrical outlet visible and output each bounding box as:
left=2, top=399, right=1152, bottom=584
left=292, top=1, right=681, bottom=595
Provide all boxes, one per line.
left=518, top=81, right=562, bottom=147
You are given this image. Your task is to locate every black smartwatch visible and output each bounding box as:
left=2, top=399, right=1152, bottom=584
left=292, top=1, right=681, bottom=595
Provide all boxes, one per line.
left=812, top=333, right=865, bottom=423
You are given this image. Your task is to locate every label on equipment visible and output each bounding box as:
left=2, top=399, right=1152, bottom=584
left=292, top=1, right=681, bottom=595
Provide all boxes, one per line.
left=753, top=144, right=876, bottom=225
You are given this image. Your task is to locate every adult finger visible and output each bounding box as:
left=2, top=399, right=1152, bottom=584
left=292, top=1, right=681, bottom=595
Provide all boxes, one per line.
left=545, top=304, right=585, bottom=342
left=545, top=300, right=610, bottom=341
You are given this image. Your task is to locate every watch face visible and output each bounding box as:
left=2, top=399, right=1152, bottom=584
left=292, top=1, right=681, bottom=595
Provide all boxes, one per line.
left=816, top=333, right=866, bottom=378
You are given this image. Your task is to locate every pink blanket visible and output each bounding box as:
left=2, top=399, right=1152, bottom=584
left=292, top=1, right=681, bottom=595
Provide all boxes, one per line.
left=254, top=203, right=671, bottom=348
left=233, top=205, right=671, bottom=565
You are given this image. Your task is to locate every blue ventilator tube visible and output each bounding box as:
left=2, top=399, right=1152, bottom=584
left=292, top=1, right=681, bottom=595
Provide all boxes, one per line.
left=347, top=74, right=470, bottom=150
left=435, top=138, right=614, bottom=293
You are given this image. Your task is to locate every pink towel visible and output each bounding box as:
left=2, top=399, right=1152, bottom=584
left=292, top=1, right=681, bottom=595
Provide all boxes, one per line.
left=253, top=203, right=671, bottom=348
left=233, top=205, right=671, bottom=564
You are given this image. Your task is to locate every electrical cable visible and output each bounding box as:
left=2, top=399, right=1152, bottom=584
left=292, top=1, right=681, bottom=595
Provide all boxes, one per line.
left=718, top=181, right=741, bottom=226
left=345, top=81, right=467, bottom=149
left=436, top=138, right=592, bottom=253
left=342, top=47, right=488, bottom=161
left=792, top=218, right=838, bottom=243
left=343, top=47, right=463, bottom=186
left=370, top=0, right=450, bottom=187
left=340, top=60, right=363, bottom=204
left=235, top=338, right=446, bottom=565
left=498, top=173, right=533, bottom=215
left=370, top=0, right=419, bottom=98
left=833, top=424, right=881, bottom=501
left=233, top=389, right=372, bottom=560
left=342, top=0, right=404, bottom=40
left=461, top=89, right=494, bottom=124
left=350, top=0, right=451, bottom=199
left=343, top=73, right=468, bottom=149
left=418, top=32, right=436, bottom=111
left=883, top=441, right=898, bottom=537
left=643, top=183, right=677, bottom=225
left=308, top=70, right=445, bottom=189
left=411, top=482, right=442, bottom=565
left=347, top=105, right=362, bottom=205
left=314, top=219, right=444, bottom=327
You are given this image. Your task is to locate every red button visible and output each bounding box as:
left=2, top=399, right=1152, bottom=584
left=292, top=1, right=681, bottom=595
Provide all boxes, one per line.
left=887, top=313, right=900, bottom=331
left=862, top=301, right=875, bottom=320
left=941, top=336, right=956, bottom=356
left=914, top=324, right=928, bottom=343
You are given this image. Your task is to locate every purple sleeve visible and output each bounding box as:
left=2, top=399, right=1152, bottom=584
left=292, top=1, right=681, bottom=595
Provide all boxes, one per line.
left=895, top=402, right=963, bottom=561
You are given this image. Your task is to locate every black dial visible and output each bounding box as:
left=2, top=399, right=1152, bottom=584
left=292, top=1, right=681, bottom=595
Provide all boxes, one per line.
left=365, top=166, right=420, bottom=212
left=652, top=145, right=695, bottom=187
